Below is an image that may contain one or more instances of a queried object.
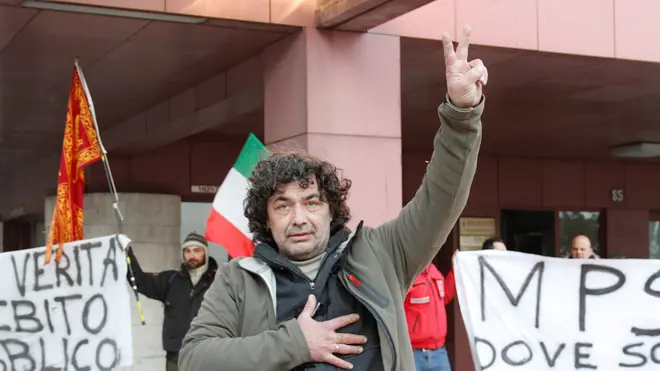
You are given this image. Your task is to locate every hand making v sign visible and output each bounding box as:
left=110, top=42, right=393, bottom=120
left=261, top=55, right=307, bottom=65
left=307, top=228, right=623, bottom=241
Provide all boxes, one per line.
left=443, top=25, right=488, bottom=109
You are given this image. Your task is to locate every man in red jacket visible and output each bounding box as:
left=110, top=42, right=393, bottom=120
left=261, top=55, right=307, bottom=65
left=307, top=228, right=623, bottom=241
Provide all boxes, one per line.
left=404, top=251, right=457, bottom=371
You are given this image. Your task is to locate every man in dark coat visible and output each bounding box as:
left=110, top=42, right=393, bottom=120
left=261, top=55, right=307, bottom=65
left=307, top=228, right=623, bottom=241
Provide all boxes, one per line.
left=126, top=231, right=218, bottom=371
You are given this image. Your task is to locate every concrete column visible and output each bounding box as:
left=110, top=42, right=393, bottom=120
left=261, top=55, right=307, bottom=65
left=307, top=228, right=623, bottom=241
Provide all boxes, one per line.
left=262, top=28, right=402, bottom=227
left=45, top=193, right=181, bottom=371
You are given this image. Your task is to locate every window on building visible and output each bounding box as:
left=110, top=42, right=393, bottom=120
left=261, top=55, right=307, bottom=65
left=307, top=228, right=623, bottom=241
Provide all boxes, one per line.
left=181, top=202, right=228, bottom=263
left=650, top=221, right=660, bottom=259
left=558, top=211, right=601, bottom=257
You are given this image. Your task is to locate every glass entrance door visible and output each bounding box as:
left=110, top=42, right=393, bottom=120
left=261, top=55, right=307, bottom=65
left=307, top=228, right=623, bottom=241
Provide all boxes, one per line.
left=650, top=213, right=660, bottom=259
left=558, top=211, right=601, bottom=258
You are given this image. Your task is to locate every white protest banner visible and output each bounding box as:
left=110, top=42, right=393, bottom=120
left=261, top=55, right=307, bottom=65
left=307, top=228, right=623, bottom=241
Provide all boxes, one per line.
left=0, top=235, right=133, bottom=370
left=455, top=250, right=660, bottom=371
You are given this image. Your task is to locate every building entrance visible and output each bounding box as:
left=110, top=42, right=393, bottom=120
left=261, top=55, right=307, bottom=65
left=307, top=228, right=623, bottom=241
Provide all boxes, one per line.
left=501, top=210, right=555, bottom=256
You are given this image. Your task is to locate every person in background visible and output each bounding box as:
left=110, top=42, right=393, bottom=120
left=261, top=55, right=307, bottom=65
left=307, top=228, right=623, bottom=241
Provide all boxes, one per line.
left=481, top=237, right=507, bottom=250
left=405, top=250, right=458, bottom=371
left=569, top=234, right=599, bottom=259
left=126, top=231, right=218, bottom=371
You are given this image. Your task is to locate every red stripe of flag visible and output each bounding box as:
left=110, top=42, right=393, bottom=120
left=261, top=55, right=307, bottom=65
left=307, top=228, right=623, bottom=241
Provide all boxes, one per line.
left=205, top=208, right=254, bottom=258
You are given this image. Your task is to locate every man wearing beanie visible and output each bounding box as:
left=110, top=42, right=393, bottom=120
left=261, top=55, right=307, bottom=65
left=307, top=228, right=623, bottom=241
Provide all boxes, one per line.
left=126, top=231, right=218, bottom=371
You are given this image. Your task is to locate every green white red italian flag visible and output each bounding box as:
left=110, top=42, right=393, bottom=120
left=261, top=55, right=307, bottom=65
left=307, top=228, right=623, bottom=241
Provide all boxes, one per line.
left=205, top=134, right=269, bottom=258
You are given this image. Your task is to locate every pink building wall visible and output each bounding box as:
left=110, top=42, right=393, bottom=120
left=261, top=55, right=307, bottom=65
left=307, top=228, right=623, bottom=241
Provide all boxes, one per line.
left=262, top=28, right=403, bottom=229
left=45, top=0, right=660, bottom=63
left=373, top=0, right=660, bottom=62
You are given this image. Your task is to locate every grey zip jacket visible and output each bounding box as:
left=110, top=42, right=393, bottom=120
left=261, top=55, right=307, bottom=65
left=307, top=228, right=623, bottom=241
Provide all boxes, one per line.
left=178, top=96, right=484, bottom=371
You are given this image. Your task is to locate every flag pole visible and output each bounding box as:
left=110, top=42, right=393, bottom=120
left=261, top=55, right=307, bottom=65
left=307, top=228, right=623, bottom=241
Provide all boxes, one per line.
left=74, top=59, right=146, bottom=325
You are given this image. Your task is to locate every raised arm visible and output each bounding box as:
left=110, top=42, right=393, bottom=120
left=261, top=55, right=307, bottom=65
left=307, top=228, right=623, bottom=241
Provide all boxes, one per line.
left=369, top=25, right=488, bottom=288
left=178, top=262, right=311, bottom=371
left=126, top=246, right=174, bottom=302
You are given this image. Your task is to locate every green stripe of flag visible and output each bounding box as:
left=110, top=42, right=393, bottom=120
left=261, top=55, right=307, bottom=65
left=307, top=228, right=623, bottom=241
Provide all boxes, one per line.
left=233, top=133, right=269, bottom=179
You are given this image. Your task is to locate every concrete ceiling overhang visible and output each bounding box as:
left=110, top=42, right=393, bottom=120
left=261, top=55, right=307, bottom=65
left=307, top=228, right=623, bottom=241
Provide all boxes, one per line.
left=315, top=0, right=434, bottom=32
left=401, top=37, right=660, bottom=160
left=0, top=2, right=300, bottom=174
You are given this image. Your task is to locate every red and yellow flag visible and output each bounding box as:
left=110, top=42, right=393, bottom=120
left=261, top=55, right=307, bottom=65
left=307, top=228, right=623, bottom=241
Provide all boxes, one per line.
left=44, top=65, right=103, bottom=264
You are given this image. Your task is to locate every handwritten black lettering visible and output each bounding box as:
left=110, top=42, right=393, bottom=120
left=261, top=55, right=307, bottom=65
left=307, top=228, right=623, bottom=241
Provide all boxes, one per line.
left=579, top=264, right=625, bottom=332
left=33, top=251, right=54, bottom=293
left=11, top=254, right=29, bottom=297
left=62, top=338, right=70, bottom=370
left=0, top=339, right=35, bottom=371
left=54, top=294, right=83, bottom=336
left=12, top=300, right=43, bottom=333
left=620, top=343, right=646, bottom=367
left=652, top=342, right=660, bottom=364
left=39, top=337, right=62, bottom=371
left=101, top=239, right=119, bottom=287
left=631, top=271, right=660, bottom=337
left=72, top=339, right=90, bottom=371
left=479, top=256, right=545, bottom=328
left=474, top=337, right=497, bottom=370
left=645, top=271, right=660, bottom=298
left=96, top=338, right=120, bottom=371
left=0, top=301, right=10, bottom=331
left=575, top=342, right=597, bottom=369
left=540, top=342, right=566, bottom=367
left=74, top=245, right=83, bottom=286
left=82, top=294, right=108, bottom=335
left=501, top=340, right=533, bottom=366
left=1, top=238, right=127, bottom=370
left=56, top=251, right=74, bottom=288
left=44, top=299, right=55, bottom=333
left=80, top=242, right=102, bottom=286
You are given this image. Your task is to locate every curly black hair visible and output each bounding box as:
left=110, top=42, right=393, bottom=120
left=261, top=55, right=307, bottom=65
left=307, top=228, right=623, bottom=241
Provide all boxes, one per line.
left=244, top=152, right=352, bottom=244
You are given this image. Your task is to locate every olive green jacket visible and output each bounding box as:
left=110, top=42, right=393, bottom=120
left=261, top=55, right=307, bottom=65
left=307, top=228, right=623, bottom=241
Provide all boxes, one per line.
left=179, top=97, right=484, bottom=371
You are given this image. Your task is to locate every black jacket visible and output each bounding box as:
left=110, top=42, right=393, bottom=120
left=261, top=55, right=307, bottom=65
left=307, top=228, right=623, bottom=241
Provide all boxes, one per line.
left=253, top=225, right=384, bottom=371
left=127, top=248, right=218, bottom=361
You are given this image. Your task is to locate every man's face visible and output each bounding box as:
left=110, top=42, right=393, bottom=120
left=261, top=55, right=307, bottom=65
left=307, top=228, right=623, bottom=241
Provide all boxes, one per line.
left=267, top=178, right=332, bottom=261
left=493, top=241, right=507, bottom=250
left=183, top=246, right=206, bottom=269
left=570, top=236, right=591, bottom=259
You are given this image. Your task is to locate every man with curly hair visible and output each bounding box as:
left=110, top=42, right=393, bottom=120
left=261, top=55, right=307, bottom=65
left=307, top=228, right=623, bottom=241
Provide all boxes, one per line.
left=179, top=25, right=487, bottom=371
